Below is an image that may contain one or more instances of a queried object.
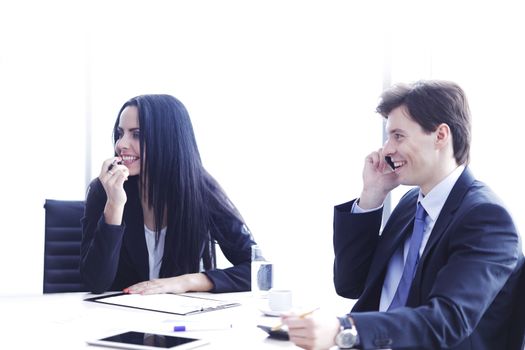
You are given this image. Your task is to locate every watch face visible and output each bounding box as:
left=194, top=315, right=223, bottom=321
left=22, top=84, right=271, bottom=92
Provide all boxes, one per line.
left=336, top=329, right=356, bottom=348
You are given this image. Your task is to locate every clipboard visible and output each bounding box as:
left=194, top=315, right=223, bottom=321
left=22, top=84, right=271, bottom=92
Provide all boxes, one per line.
left=85, top=292, right=241, bottom=315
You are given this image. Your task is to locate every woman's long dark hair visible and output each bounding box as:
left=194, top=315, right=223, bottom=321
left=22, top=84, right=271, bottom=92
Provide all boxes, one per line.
left=113, top=94, right=245, bottom=274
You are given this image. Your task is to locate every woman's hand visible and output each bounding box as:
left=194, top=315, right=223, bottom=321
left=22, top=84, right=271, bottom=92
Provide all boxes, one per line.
left=99, top=157, right=129, bottom=225
left=281, top=311, right=340, bottom=350
left=124, top=273, right=213, bottom=295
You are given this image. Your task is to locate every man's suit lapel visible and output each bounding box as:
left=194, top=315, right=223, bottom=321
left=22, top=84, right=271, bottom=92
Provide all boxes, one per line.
left=407, top=168, right=476, bottom=305
left=364, top=190, right=419, bottom=295
left=419, top=168, right=475, bottom=264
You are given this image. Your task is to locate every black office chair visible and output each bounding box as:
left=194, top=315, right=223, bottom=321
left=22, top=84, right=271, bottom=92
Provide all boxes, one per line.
left=43, top=199, right=87, bottom=293
left=507, top=259, right=525, bottom=350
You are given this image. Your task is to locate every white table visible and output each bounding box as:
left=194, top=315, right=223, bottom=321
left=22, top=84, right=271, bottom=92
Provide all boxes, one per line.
left=0, top=291, right=351, bottom=349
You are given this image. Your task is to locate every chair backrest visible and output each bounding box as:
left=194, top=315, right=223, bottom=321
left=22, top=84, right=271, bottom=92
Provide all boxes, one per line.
left=43, top=199, right=86, bottom=293
left=508, top=259, right=525, bottom=350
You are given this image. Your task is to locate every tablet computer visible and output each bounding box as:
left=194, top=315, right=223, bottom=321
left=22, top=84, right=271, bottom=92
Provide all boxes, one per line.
left=87, top=331, right=208, bottom=350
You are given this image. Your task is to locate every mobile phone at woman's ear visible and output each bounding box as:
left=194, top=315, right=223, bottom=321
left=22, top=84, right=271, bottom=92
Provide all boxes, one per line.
left=385, top=156, right=395, bottom=171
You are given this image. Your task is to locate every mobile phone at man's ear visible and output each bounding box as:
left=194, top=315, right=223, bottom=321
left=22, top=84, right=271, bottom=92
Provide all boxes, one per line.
left=385, top=156, right=395, bottom=170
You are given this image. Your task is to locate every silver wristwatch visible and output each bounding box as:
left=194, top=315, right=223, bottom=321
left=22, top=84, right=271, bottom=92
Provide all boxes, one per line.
left=335, top=316, right=359, bottom=349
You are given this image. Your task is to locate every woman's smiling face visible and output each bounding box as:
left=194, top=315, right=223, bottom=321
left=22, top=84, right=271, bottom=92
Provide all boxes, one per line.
left=115, top=106, right=141, bottom=176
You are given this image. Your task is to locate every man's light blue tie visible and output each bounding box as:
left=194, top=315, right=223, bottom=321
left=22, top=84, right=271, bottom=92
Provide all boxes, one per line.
left=388, top=202, right=427, bottom=310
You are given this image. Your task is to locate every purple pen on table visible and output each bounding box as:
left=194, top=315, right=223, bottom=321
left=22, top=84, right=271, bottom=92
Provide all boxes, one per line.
left=173, top=323, right=232, bottom=332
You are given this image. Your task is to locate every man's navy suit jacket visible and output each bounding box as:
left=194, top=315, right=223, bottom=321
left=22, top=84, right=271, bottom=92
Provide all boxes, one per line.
left=334, top=168, right=523, bottom=349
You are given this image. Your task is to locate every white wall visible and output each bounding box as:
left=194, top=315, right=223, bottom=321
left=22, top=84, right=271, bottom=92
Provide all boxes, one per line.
left=0, top=0, right=88, bottom=294
left=0, top=1, right=382, bottom=299
left=87, top=1, right=385, bottom=300
left=386, top=1, right=525, bottom=238
left=1, top=1, right=523, bottom=299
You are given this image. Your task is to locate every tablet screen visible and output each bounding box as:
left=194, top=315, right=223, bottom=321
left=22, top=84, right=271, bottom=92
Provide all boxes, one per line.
left=96, top=331, right=203, bottom=349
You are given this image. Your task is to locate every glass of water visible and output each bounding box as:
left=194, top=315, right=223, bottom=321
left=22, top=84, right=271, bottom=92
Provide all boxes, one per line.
left=251, top=245, right=273, bottom=297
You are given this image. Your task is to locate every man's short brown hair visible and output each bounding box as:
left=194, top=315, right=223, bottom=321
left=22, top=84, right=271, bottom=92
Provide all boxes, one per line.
left=376, top=80, right=472, bottom=165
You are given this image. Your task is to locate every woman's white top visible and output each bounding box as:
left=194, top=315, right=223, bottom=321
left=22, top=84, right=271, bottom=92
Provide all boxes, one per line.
left=144, top=225, right=167, bottom=279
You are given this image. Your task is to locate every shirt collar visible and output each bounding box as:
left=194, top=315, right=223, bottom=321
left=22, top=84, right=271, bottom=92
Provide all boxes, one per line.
left=418, top=165, right=465, bottom=222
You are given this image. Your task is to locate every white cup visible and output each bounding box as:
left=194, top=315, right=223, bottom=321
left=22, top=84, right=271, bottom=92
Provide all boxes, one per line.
left=268, top=289, right=293, bottom=312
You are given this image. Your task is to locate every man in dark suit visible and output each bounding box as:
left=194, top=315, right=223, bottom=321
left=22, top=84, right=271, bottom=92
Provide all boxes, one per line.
left=282, top=80, right=523, bottom=349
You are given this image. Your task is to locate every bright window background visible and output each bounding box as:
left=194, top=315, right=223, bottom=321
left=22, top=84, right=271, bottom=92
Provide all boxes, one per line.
left=386, top=1, right=525, bottom=238
left=0, top=1, right=523, bottom=300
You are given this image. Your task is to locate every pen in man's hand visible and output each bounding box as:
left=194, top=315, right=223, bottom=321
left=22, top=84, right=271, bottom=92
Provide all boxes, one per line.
left=271, top=307, right=320, bottom=331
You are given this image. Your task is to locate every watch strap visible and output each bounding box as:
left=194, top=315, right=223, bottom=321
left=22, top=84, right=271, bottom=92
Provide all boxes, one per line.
left=338, top=316, right=353, bottom=330
left=338, top=315, right=360, bottom=348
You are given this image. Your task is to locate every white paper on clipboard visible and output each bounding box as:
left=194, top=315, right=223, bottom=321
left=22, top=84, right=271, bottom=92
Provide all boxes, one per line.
left=85, top=292, right=240, bottom=315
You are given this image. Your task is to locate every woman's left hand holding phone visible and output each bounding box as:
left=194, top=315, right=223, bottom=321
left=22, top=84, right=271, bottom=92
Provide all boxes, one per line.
left=99, top=157, right=129, bottom=225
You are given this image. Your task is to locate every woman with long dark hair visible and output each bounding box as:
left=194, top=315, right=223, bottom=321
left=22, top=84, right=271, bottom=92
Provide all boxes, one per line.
left=80, top=94, right=256, bottom=294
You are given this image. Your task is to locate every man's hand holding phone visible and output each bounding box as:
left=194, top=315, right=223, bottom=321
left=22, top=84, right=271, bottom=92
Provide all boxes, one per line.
left=358, top=149, right=401, bottom=209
